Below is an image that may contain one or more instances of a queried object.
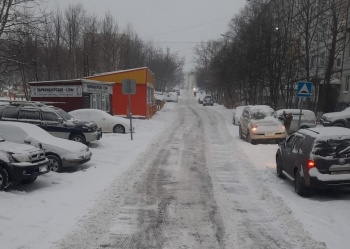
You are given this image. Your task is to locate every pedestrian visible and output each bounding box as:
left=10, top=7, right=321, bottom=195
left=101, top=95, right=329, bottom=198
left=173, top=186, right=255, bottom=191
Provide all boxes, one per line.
left=283, top=111, right=293, bottom=134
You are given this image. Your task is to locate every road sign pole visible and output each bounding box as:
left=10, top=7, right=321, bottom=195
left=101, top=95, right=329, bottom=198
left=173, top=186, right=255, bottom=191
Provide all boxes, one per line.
left=298, top=98, right=303, bottom=129
left=128, top=92, right=133, bottom=140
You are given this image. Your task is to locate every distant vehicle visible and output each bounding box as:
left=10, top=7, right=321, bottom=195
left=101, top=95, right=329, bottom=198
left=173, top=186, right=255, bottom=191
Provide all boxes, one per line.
left=165, top=92, right=178, bottom=102
left=69, top=109, right=133, bottom=134
left=276, top=109, right=317, bottom=132
left=320, top=107, right=350, bottom=127
left=198, top=92, right=205, bottom=104
left=154, top=91, right=166, bottom=104
left=232, top=106, right=247, bottom=125
left=0, top=122, right=92, bottom=172
left=202, top=95, right=214, bottom=106
left=276, top=127, right=350, bottom=197
left=0, top=136, right=49, bottom=190
left=239, top=105, right=286, bottom=144
left=0, top=102, right=102, bottom=144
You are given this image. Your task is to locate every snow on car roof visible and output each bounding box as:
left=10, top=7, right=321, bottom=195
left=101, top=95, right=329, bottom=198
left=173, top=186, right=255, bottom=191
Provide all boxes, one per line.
left=300, top=127, right=350, bottom=139
left=276, top=109, right=315, bottom=115
left=248, top=105, right=274, bottom=113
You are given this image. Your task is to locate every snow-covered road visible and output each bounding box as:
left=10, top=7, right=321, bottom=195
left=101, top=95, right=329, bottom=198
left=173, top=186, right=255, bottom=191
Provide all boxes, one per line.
left=53, top=92, right=326, bottom=249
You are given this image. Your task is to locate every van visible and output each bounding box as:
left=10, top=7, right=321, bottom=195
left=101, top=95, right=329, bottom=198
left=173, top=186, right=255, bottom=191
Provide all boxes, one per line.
left=276, top=109, right=316, bottom=132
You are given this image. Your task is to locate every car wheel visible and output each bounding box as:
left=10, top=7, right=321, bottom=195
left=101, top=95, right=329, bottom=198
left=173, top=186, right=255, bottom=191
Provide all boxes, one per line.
left=70, top=134, right=86, bottom=144
left=0, top=166, right=9, bottom=191
left=113, top=124, right=125, bottom=133
left=239, top=126, right=243, bottom=139
left=47, top=154, right=63, bottom=172
left=276, top=156, right=284, bottom=178
left=20, top=177, right=37, bottom=184
left=334, top=122, right=345, bottom=127
left=294, top=168, right=312, bottom=197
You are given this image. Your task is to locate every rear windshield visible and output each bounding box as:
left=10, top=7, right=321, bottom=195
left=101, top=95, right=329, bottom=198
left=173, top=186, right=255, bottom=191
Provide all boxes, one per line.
left=313, top=139, right=350, bottom=157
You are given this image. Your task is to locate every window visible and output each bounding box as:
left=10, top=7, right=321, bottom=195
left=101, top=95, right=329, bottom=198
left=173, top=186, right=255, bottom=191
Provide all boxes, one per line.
left=311, top=55, right=318, bottom=69
left=286, top=135, right=297, bottom=149
left=147, top=86, right=152, bottom=104
left=336, top=58, right=341, bottom=68
left=21, top=110, right=40, bottom=120
left=42, top=111, right=59, bottom=121
left=319, top=52, right=325, bottom=67
left=3, top=106, right=19, bottom=119
left=345, top=75, right=350, bottom=92
left=292, top=136, right=304, bottom=153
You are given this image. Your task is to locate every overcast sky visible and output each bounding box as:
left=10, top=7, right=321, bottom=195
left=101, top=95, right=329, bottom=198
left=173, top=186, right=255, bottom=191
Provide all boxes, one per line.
left=47, top=0, right=247, bottom=72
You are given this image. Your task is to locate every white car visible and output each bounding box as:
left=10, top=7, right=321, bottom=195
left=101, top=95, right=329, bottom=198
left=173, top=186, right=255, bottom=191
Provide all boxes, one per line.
left=69, top=109, right=133, bottom=134
left=0, top=121, right=92, bottom=172
left=276, top=109, right=317, bottom=132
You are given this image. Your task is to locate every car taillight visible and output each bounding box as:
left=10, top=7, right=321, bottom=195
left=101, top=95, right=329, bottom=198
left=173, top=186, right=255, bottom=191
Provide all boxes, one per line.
left=307, top=159, right=315, bottom=169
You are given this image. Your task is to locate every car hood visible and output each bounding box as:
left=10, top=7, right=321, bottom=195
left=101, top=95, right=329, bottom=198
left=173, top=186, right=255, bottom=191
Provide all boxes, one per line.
left=250, top=117, right=281, bottom=126
left=0, top=141, right=40, bottom=154
left=67, top=119, right=99, bottom=130
left=27, top=136, right=88, bottom=153
left=322, top=110, right=350, bottom=120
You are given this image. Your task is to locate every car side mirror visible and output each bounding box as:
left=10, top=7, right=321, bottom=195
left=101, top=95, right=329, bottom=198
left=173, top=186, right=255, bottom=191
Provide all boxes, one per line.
left=279, top=141, right=286, bottom=147
left=24, top=137, right=32, bottom=144
left=57, top=117, right=64, bottom=124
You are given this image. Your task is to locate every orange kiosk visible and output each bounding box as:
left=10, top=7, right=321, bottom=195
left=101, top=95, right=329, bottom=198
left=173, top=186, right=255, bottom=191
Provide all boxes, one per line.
left=85, top=67, right=155, bottom=118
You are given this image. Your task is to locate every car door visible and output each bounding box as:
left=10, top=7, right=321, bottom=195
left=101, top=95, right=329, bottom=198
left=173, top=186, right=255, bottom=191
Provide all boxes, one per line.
left=41, top=110, right=69, bottom=139
left=93, top=111, right=109, bottom=132
left=287, top=135, right=305, bottom=175
left=280, top=134, right=297, bottom=175
left=240, top=108, right=250, bottom=136
left=1, top=106, right=19, bottom=121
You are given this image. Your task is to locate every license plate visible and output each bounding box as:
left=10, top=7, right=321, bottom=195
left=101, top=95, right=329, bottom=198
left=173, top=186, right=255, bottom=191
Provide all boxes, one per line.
left=265, top=133, right=275, bottom=137
left=331, top=171, right=350, bottom=175
left=39, top=166, right=48, bottom=172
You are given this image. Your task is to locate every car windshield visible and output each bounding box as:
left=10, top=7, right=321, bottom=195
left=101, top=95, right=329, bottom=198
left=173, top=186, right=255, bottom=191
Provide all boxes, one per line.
left=55, top=108, right=75, bottom=121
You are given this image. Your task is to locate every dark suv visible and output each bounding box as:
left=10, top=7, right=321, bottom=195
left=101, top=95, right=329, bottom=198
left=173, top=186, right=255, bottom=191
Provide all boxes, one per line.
left=276, top=127, right=350, bottom=197
left=0, top=102, right=102, bottom=144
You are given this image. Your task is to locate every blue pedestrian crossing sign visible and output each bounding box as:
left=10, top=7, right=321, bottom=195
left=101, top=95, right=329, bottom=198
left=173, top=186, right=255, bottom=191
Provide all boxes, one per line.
left=296, top=82, right=312, bottom=97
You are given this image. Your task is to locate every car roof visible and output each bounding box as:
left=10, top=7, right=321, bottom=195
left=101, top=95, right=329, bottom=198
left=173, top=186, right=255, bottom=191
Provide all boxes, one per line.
left=277, top=109, right=315, bottom=115
left=298, top=127, right=350, bottom=139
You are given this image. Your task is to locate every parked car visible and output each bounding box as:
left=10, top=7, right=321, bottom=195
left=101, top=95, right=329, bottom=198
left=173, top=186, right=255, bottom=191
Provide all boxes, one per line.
left=197, top=92, right=205, bottom=104
left=0, top=101, right=102, bottom=144
left=0, top=121, right=92, bottom=172
left=276, top=127, right=350, bottom=197
left=165, top=92, right=178, bottom=102
left=202, top=95, right=214, bottom=106
left=69, top=109, right=133, bottom=134
left=232, top=106, right=247, bottom=125
left=154, top=91, right=166, bottom=104
left=320, top=107, right=350, bottom=127
left=276, top=109, right=317, bottom=132
left=239, top=105, right=286, bottom=144
left=0, top=136, right=49, bottom=190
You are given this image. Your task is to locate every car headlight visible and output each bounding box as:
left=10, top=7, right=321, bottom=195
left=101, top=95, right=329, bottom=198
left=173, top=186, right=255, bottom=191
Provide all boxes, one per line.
left=250, top=123, right=259, bottom=128
left=11, top=153, right=30, bottom=162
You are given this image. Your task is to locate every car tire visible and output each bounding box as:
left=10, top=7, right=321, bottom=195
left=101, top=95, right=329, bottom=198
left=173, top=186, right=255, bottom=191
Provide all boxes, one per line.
left=70, top=134, right=86, bottom=144
left=20, top=177, right=37, bottom=184
left=47, top=154, right=63, bottom=172
left=0, top=166, right=9, bottom=191
left=294, top=168, right=312, bottom=197
left=239, top=126, right=243, bottom=139
left=276, top=156, right=285, bottom=178
left=113, top=124, right=125, bottom=133
left=334, top=122, right=345, bottom=127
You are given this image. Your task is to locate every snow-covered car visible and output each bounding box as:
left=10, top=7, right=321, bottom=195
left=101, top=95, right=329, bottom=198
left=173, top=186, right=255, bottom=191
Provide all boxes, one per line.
left=232, top=106, right=247, bottom=125
left=0, top=137, right=49, bottom=190
left=202, top=95, right=213, bottom=106
left=239, top=105, right=286, bottom=144
left=320, top=107, right=350, bottom=127
left=0, top=102, right=102, bottom=144
left=154, top=91, right=166, bottom=104
left=0, top=121, right=92, bottom=172
left=276, top=127, right=350, bottom=197
left=165, top=92, right=178, bottom=102
left=69, top=109, right=133, bottom=134
left=276, top=109, right=317, bottom=132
